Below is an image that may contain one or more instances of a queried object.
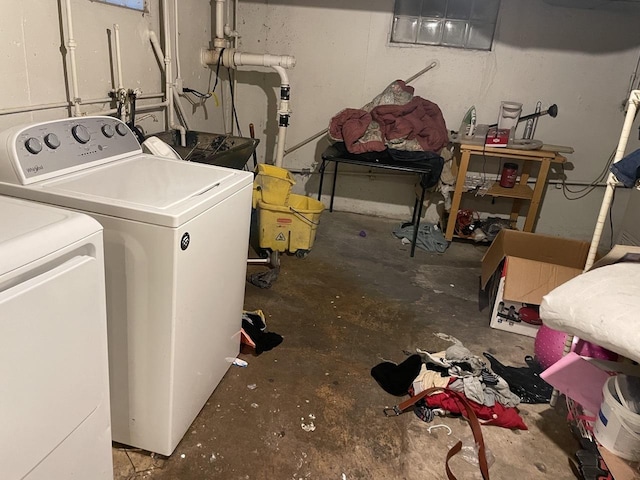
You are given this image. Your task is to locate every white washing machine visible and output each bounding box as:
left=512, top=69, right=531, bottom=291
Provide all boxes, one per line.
left=0, top=116, right=254, bottom=456
left=0, top=195, right=112, bottom=479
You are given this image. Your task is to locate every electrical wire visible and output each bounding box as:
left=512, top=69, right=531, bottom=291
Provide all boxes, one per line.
left=212, top=48, right=224, bottom=93
left=227, top=66, right=242, bottom=137
left=182, top=87, right=212, bottom=99
left=561, top=96, right=638, bottom=200
left=182, top=49, right=225, bottom=105
left=609, top=187, right=616, bottom=248
left=560, top=147, right=616, bottom=200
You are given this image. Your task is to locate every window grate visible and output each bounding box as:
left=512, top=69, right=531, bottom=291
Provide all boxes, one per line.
left=392, top=0, right=500, bottom=51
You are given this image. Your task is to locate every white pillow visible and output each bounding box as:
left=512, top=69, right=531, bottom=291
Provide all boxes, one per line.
left=540, top=263, right=640, bottom=363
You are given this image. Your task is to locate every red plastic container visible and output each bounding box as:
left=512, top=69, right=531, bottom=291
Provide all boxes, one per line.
left=499, top=162, right=518, bottom=188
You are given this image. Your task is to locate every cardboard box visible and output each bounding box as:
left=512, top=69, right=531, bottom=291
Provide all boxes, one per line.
left=481, top=230, right=590, bottom=337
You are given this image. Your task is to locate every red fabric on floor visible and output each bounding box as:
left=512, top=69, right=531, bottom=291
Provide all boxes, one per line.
left=425, top=390, right=528, bottom=430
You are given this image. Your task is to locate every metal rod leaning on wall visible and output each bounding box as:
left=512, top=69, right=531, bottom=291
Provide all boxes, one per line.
left=282, top=61, right=439, bottom=157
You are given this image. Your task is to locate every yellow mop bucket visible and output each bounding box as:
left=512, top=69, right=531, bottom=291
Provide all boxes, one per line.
left=257, top=194, right=325, bottom=256
left=253, top=164, right=296, bottom=206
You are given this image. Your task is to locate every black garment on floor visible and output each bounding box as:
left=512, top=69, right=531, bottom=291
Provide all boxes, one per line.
left=483, top=352, right=553, bottom=404
left=241, top=319, right=283, bottom=355
left=371, top=354, right=423, bottom=396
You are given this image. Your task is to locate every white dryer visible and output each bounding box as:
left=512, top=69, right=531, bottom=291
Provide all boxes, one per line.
left=0, top=196, right=112, bottom=479
left=0, top=116, right=254, bottom=456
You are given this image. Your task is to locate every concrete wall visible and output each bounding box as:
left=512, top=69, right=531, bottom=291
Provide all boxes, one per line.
left=0, top=0, right=218, bottom=134
left=1, top=0, right=638, bottom=244
left=233, top=0, right=640, bottom=243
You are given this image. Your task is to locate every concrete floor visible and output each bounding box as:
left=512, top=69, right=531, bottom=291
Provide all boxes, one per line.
left=112, top=211, right=578, bottom=480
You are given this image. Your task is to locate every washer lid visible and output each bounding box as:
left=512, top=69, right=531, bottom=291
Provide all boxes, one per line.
left=0, top=196, right=101, bottom=274
left=36, top=154, right=253, bottom=227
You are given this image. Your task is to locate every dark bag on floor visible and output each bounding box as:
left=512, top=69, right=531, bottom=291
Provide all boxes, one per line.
left=483, top=352, right=552, bottom=404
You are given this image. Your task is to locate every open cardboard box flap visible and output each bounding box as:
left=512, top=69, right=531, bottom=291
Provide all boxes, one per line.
left=590, top=244, right=640, bottom=270
left=481, top=230, right=590, bottom=305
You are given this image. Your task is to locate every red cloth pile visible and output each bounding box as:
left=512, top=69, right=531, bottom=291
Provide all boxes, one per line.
left=328, top=94, right=448, bottom=155
left=425, top=387, right=528, bottom=430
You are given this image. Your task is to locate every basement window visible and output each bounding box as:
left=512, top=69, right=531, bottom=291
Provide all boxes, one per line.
left=391, top=0, right=500, bottom=50
left=93, top=0, right=148, bottom=12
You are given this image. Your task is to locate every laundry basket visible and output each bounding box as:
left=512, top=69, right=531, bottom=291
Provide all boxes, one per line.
left=257, top=194, right=324, bottom=256
left=253, top=164, right=296, bottom=206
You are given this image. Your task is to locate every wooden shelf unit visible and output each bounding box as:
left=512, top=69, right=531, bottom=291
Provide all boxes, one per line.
left=445, top=144, right=567, bottom=241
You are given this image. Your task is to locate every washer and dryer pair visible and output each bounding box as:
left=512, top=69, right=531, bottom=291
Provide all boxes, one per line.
left=0, top=116, right=254, bottom=467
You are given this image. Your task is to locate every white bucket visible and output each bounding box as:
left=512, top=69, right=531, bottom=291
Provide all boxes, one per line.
left=594, top=376, right=640, bottom=461
left=497, top=101, right=522, bottom=131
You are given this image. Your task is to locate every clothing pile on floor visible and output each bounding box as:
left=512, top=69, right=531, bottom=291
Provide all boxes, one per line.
left=392, top=222, right=448, bottom=253
left=241, top=309, right=283, bottom=355
left=328, top=80, right=449, bottom=156
left=371, top=341, right=528, bottom=430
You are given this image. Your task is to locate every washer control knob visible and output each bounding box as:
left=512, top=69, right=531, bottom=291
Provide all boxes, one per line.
left=115, top=123, right=129, bottom=136
left=25, top=137, right=43, bottom=154
left=101, top=124, right=115, bottom=138
left=72, top=124, right=91, bottom=144
left=44, top=133, right=60, bottom=149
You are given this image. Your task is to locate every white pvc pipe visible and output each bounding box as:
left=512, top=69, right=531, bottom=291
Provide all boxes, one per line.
left=149, top=30, right=189, bottom=131
left=550, top=89, right=640, bottom=408
left=92, top=107, right=119, bottom=116
left=206, top=0, right=296, bottom=164
left=114, top=24, right=124, bottom=91
left=137, top=92, right=165, bottom=100
left=584, top=89, right=640, bottom=271
left=161, top=0, right=186, bottom=147
left=162, top=0, right=173, bottom=127
left=214, top=0, right=226, bottom=48
left=231, top=0, right=238, bottom=134
left=0, top=96, right=112, bottom=116
left=64, top=0, right=82, bottom=116
left=207, top=48, right=296, bottom=164
left=173, top=0, right=181, bottom=80
left=94, top=100, right=168, bottom=118
left=232, top=51, right=296, bottom=69
left=113, top=24, right=126, bottom=121
left=134, top=100, right=169, bottom=112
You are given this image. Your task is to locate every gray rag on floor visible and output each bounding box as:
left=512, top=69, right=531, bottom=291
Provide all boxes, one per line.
left=393, top=223, right=448, bottom=253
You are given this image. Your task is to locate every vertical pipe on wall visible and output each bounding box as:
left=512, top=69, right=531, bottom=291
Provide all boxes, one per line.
left=114, top=25, right=124, bottom=91
left=550, top=89, right=640, bottom=408
left=205, top=0, right=295, bottom=164
left=584, top=90, right=640, bottom=271
left=214, top=0, right=226, bottom=48
left=149, top=30, right=189, bottom=132
left=272, top=66, right=290, bottom=168
left=161, top=0, right=186, bottom=146
left=63, top=0, right=82, bottom=116
left=113, top=24, right=126, bottom=121
left=173, top=0, right=181, bottom=80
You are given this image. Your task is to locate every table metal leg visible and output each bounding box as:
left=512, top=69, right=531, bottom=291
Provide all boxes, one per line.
left=410, top=180, right=427, bottom=258
left=330, top=161, right=338, bottom=212
left=318, top=159, right=327, bottom=201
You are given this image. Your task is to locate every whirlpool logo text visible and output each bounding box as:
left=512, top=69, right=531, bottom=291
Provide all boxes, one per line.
left=26, top=165, right=44, bottom=173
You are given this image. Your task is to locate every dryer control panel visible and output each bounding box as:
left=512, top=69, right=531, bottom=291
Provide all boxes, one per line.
left=0, top=116, right=143, bottom=185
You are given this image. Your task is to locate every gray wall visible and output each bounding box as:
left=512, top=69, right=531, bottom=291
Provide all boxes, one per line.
left=1, top=0, right=639, bottom=244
